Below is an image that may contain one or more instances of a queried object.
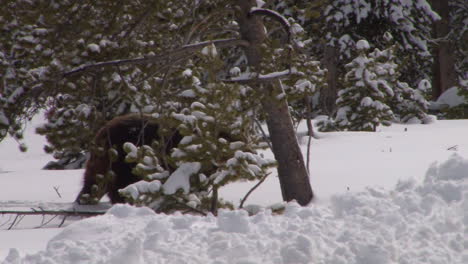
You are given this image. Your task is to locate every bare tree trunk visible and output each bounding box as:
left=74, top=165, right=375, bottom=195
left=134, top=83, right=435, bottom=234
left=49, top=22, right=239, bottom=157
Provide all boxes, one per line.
left=429, top=0, right=457, bottom=100
left=235, top=0, right=313, bottom=205
left=320, top=45, right=339, bottom=115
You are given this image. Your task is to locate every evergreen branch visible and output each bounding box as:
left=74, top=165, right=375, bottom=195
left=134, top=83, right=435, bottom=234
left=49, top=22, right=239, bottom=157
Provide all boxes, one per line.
left=224, top=69, right=302, bottom=84
left=63, top=38, right=249, bottom=78
left=184, top=10, right=228, bottom=44
left=120, top=8, right=154, bottom=39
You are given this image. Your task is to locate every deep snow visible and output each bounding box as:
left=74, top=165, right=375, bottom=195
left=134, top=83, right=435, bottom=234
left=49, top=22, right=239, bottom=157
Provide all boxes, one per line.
left=0, top=115, right=467, bottom=263
left=3, top=154, right=467, bottom=264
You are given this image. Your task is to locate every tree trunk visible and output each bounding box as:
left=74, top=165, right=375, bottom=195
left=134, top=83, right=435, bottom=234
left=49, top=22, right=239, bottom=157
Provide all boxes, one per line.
left=320, top=45, right=339, bottom=115
left=235, top=0, right=313, bottom=205
left=429, top=0, right=457, bottom=100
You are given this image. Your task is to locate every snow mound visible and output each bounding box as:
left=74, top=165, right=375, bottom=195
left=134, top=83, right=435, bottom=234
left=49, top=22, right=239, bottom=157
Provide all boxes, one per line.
left=436, top=87, right=465, bottom=108
left=430, top=86, right=466, bottom=110
left=4, top=155, right=466, bottom=264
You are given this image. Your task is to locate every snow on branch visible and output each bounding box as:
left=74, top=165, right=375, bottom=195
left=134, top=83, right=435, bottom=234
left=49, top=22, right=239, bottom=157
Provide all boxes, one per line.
left=224, top=69, right=302, bottom=84
left=63, top=38, right=249, bottom=78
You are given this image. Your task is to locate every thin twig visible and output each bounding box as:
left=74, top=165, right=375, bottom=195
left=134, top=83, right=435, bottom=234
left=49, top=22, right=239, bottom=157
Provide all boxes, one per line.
left=53, top=186, right=62, bottom=198
left=306, top=133, right=312, bottom=175
left=254, top=119, right=272, bottom=150
left=8, top=215, right=20, bottom=230
left=36, top=215, right=58, bottom=228
left=59, top=216, right=68, bottom=228
left=447, top=145, right=458, bottom=151
left=239, top=172, right=271, bottom=209
left=305, top=100, right=314, bottom=174
left=0, top=215, right=13, bottom=228
left=40, top=214, right=46, bottom=226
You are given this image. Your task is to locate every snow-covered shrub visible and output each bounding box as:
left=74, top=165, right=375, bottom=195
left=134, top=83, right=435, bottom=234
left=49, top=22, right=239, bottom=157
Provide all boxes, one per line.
left=334, top=40, right=394, bottom=131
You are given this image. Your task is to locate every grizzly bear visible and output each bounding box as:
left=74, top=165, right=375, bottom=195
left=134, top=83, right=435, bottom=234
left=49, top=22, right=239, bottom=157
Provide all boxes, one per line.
left=75, top=114, right=183, bottom=204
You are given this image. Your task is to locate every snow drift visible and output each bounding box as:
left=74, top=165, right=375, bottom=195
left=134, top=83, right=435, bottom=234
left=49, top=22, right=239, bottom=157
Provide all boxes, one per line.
left=4, top=154, right=466, bottom=264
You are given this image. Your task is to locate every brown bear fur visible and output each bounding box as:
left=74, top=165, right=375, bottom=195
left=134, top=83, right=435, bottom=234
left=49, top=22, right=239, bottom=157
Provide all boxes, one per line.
left=75, top=114, right=182, bottom=204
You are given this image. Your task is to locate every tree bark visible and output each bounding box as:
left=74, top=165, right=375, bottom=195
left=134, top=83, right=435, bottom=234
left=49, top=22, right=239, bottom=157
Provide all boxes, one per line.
left=320, top=45, right=339, bottom=115
left=429, top=0, right=457, bottom=100
left=235, top=0, right=313, bottom=205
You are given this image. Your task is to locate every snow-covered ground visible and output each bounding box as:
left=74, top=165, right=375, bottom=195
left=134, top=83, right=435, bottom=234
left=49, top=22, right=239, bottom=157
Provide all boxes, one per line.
left=0, top=115, right=467, bottom=263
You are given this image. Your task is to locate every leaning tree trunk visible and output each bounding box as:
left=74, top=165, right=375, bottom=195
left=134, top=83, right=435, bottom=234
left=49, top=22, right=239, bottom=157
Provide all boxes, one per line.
left=235, top=0, right=313, bottom=205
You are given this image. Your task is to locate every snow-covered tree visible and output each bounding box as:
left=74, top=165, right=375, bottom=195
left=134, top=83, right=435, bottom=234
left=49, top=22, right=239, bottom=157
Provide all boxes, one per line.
left=0, top=0, right=196, bottom=160
left=1, top=0, right=320, bottom=208
left=325, top=0, right=439, bottom=67
left=447, top=0, right=467, bottom=80
left=322, top=0, right=439, bottom=113
left=117, top=52, right=275, bottom=212
left=370, top=33, right=430, bottom=123
left=334, top=40, right=394, bottom=131
left=268, top=0, right=332, bottom=115
left=319, top=34, right=432, bottom=131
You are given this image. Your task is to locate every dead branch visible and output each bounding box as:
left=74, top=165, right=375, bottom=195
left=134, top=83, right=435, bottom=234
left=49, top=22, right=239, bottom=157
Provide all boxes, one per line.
left=37, top=214, right=59, bottom=228
left=1, top=210, right=105, bottom=217
left=59, top=215, right=68, bottom=227
left=63, top=38, right=249, bottom=78
left=305, top=98, right=315, bottom=174
left=53, top=186, right=62, bottom=198
left=8, top=215, right=22, bottom=230
left=239, top=172, right=271, bottom=209
left=172, top=200, right=207, bottom=216
left=1, top=209, right=105, bottom=230
left=254, top=118, right=273, bottom=150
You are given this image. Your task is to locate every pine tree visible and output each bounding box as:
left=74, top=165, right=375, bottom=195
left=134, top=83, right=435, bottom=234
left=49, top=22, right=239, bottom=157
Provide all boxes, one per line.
left=118, top=50, right=275, bottom=212
left=447, top=0, right=467, bottom=81
left=322, top=0, right=439, bottom=115
left=269, top=0, right=332, bottom=116
left=1, top=0, right=197, bottom=156
left=1, top=0, right=320, bottom=208
left=334, top=40, right=394, bottom=131
left=370, top=33, right=430, bottom=124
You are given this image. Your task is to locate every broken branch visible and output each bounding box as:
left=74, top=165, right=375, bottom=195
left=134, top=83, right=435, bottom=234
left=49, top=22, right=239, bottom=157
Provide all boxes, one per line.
left=63, top=38, right=249, bottom=78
